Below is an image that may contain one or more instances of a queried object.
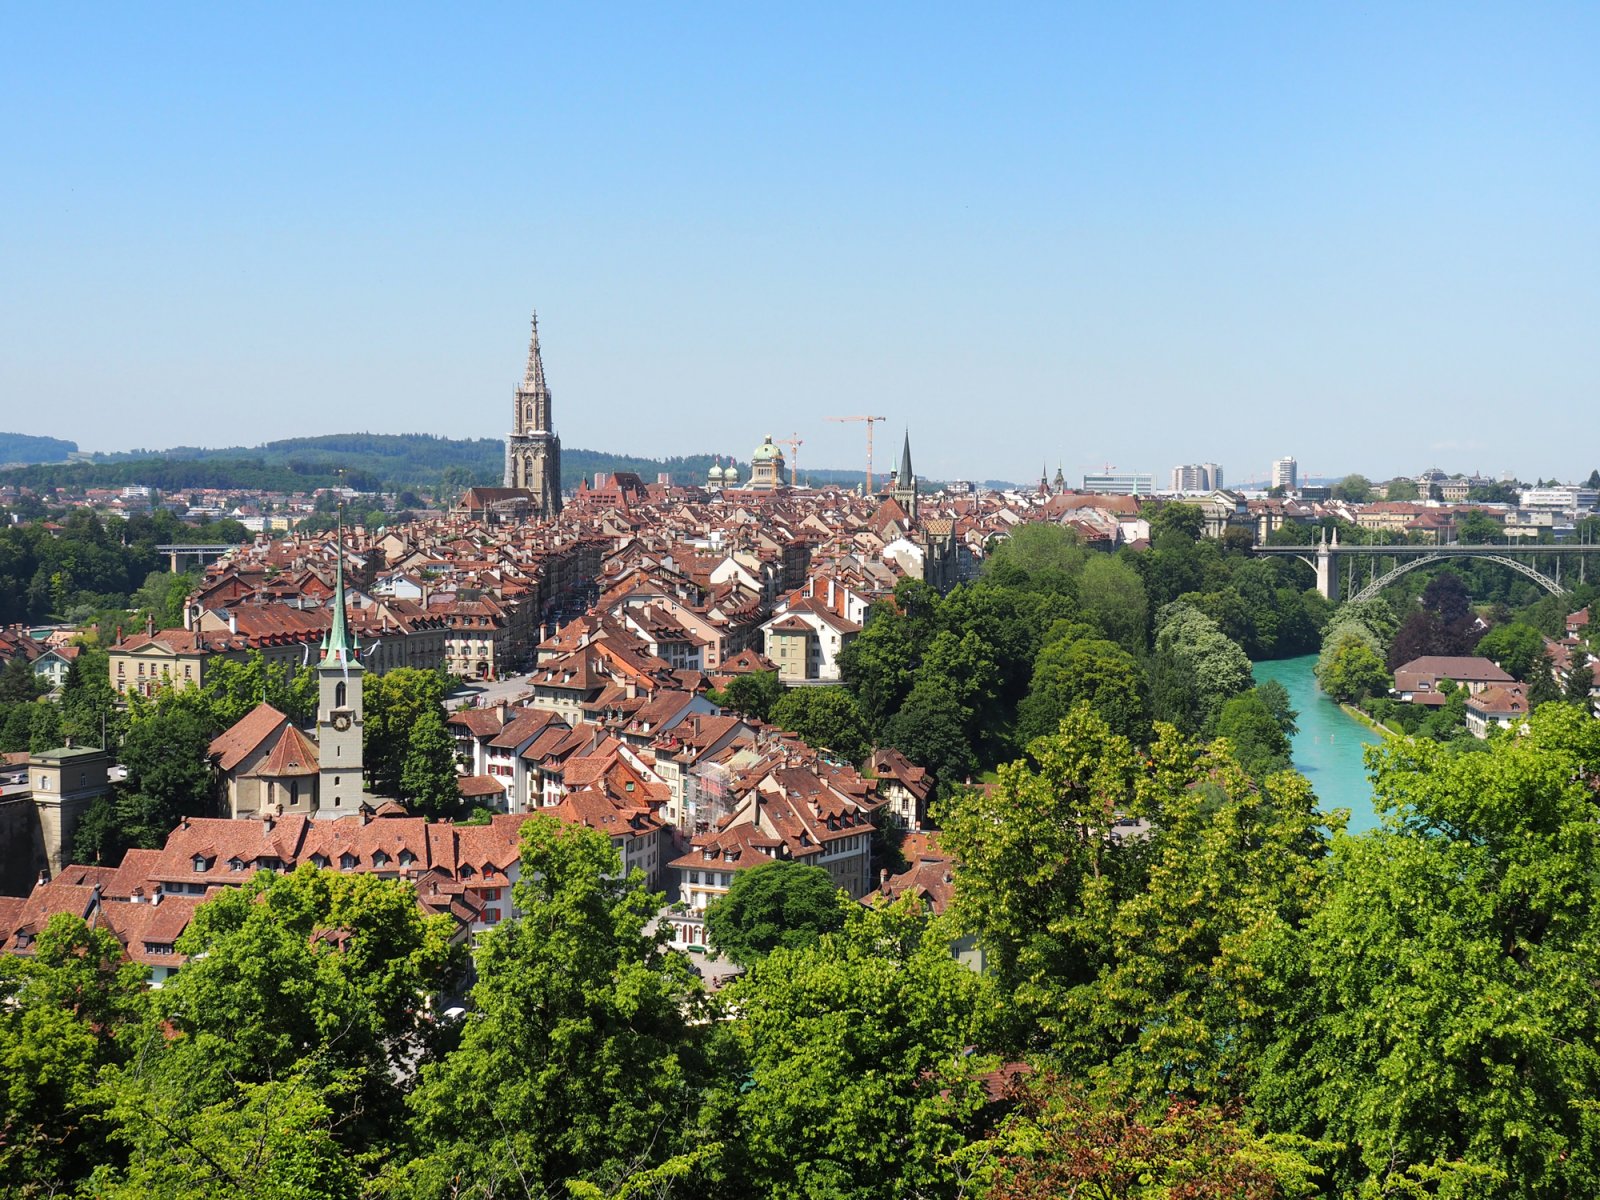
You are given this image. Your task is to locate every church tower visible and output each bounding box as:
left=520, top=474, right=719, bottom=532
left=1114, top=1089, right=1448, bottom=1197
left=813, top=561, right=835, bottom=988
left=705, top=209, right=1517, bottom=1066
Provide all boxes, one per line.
left=504, top=311, right=564, bottom=519
left=317, top=514, right=365, bottom=813
left=892, top=430, right=919, bottom=519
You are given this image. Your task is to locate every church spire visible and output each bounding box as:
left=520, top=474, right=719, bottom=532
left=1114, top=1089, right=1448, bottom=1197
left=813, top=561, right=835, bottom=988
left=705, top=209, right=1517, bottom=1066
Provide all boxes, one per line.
left=523, top=310, right=547, bottom=394
left=899, top=430, right=913, bottom=488
left=321, top=505, right=357, bottom=667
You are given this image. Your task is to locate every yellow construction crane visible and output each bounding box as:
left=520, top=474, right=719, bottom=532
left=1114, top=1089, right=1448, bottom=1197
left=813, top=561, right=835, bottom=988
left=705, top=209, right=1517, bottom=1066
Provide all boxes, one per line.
left=776, top=434, right=803, bottom=488
left=825, top=415, right=887, bottom=493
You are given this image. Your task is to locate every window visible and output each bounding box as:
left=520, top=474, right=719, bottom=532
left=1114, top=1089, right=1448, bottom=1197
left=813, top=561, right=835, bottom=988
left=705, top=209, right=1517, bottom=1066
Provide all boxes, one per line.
left=399, top=851, right=414, bottom=867
left=484, top=908, right=501, bottom=924
left=228, top=858, right=244, bottom=872
left=192, top=855, right=209, bottom=872
left=482, top=887, right=501, bottom=901
left=372, top=851, right=390, bottom=867
left=339, top=853, right=357, bottom=870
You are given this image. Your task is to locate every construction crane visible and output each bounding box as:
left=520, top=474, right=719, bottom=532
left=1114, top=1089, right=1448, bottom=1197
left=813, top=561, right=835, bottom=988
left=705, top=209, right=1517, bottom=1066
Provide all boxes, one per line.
left=776, top=434, right=803, bottom=489
left=826, top=415, right=887, bottom=493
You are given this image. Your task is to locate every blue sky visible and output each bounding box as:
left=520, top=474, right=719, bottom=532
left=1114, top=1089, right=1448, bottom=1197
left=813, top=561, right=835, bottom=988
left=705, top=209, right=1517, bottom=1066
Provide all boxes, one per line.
left=3, top=3, right=1597, bottom=484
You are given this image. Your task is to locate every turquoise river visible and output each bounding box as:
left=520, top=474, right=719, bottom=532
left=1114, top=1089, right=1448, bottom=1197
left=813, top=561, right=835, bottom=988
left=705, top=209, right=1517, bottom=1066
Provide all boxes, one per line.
left=1250, top=654, right=1381, bottom=834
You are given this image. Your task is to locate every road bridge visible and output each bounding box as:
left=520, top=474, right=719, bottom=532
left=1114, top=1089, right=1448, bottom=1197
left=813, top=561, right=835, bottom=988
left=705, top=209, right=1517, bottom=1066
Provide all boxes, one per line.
left=1252, top=530, right=1600, bottom=603
left=156, top=544, right=237, bottom=573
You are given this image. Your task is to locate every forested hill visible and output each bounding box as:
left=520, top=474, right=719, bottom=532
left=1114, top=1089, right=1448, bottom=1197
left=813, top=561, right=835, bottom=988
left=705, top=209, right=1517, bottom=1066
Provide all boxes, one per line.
left=0, top=431, right=78, bottom=465
left=0, top=433, right=789, bottom=493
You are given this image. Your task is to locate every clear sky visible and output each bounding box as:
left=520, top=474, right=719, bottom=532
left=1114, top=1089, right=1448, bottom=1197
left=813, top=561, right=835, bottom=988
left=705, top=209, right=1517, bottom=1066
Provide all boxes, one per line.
left=3, top=3, right=1597, bottom=485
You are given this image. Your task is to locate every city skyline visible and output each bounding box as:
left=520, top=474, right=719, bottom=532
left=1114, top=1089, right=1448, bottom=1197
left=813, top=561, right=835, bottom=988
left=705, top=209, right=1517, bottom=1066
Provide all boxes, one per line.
left=4, top=5, right=1597, bottom=482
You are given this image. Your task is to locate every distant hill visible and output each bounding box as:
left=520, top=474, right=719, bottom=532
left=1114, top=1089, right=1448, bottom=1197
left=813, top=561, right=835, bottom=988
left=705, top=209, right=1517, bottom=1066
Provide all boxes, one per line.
left=0, top=433, right=789, bottom=494
left=0, top=432, right=77, bottom=465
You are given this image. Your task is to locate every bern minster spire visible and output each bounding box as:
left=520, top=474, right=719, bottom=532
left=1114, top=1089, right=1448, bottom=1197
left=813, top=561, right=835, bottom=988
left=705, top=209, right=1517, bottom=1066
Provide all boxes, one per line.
left=504, top=308, right=563, bottom=518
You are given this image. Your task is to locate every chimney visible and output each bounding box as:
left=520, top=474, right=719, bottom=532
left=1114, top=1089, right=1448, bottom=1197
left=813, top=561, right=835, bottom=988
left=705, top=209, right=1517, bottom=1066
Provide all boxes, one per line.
left=63, top=736, right=72, bottom=749
left=183, top=603, right=193, bottom=631
left=228, top=610, right=238, bottom=635
left=263, top=812, right=275, bottom=832
left=145, top=613, right=155, bottom=638
left=879, top=867, right=890, bottom=893
left=35, top=868, right=49, bottom=889
left=497, top=700, right=509, bottom=726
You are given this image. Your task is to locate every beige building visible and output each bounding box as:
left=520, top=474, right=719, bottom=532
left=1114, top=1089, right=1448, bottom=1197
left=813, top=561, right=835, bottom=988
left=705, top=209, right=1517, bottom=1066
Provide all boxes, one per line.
left=27, top=746, right=112, bottom=878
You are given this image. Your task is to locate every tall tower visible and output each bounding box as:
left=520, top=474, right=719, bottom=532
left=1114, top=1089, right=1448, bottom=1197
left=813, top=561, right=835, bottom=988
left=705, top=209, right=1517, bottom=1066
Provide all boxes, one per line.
left=504, top=311, right=564, bottom=519
left=317, top=514, right=365, bottom=813
left=892, top=430, right=919, bottom=519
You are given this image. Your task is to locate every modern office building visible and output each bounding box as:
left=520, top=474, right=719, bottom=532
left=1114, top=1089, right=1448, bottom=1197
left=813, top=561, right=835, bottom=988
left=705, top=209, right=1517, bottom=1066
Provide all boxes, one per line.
left=1271, top=457, right=1298, bottom=492
left=1082, top=471, right=1156, bottom=496
left=1171, top=463, right=1223, bottom=492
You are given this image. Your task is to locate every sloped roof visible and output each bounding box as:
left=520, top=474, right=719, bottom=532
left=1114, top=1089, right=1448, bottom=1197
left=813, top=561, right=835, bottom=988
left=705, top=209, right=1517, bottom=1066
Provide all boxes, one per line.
left=209, top=703, right=291, bottom=772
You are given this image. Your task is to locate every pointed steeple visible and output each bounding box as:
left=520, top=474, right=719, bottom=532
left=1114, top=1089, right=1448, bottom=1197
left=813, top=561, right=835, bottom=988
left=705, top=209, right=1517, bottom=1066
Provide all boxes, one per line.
left=523, top=310, right=547, bottom=393
left=321, top=507, right=357, bottom=667
left=899, top=430, right=913, bottom=489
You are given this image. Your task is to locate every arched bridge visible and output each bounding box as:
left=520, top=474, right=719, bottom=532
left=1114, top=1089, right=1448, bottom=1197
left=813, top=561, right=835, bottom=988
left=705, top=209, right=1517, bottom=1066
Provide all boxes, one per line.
left=1252, top=533, right=1600, bottom=602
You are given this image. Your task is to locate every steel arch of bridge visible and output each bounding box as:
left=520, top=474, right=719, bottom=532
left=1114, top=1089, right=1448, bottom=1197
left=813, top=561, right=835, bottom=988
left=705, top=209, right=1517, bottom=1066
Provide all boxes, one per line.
left=1348, top=551, right=1566, bottom=604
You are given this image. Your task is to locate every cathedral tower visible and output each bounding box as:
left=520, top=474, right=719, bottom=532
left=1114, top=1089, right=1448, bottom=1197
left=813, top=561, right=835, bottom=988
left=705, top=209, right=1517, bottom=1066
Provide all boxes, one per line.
left=317, top=514, right=365, bottom=812
left=504, top=311, right=564, bottom=519
left=891, top=430, right=919, bottom=519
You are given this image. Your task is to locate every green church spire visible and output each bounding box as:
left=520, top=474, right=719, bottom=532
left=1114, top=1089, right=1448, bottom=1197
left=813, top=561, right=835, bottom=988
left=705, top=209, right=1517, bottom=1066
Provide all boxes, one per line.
left=321, top=506, right=358, bottom=667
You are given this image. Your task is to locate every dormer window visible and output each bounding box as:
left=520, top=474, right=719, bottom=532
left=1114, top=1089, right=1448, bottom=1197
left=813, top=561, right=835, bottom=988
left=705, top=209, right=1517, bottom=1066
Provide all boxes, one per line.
left=339, top=853, right=357, bottom=870
left=372, top=851, right=390, bottom=868
left=228, top=857, right=245, bottom=872
left=192, top=855, right=211, bottom=872
left=460, top=864, right=475, bottom=878
left=398, top=850, right=415, bottom=867
left=311, top=854, right=329, bottom=869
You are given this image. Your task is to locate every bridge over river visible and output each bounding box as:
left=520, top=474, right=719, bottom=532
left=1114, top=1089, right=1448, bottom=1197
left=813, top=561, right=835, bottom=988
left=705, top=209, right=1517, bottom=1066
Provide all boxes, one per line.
left=1252, top=530, right=1600, bottom=603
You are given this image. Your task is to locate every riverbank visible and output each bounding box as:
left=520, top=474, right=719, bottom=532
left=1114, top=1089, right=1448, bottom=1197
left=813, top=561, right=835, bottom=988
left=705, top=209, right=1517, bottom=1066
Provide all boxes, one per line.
left=1339, top=703, right=1403, bottom=739
left=1251, top=655, right=1381, bottom=834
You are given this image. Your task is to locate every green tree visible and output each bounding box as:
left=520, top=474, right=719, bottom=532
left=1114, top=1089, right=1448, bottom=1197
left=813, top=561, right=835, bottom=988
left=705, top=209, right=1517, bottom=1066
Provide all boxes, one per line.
left=704, top=860, right=848, bottom=965
left=399, top=705, right=461, bottom=818
left=1017, top=637, right=1149, bottom=745
left=1213, top=691, right=1292, bottom=778
left=198, top=651, right=318, bottom=729
left=1456, top=509, right=1504, bottom=543
left=117, top=705, right=216, bottom=846
left=880, top=679, right=980, bottom=790
left=0, top=655, right=44, bottom=702
left=1254, top=706, right=1600, bottom=1197
left=1144, top=501, right=1205, bottom=544
left=1330, top=474, right=1373, bottom=502
left=708, top=669, right=785, bottom=723
left=1149, top=602, right=1253, bottom=735
left=0, top=914, right=146, bottom=1194
left=406, top=817, right=705, bottom=1196
left=109, top=865, right=462, bottom=1177
left=1316, top=633, right=1388, bottom=703
left=1473, top=621, right=1546, bottom=681
left=838, top=611, right=916, bottom=731
left=363, top=667, right=448, bottom=797
left=58, top=647, right=119, bottom=747
left=1255, top=677, right=1299, bottom=736
left=130, top=570, right=197, bottom=631
left=97, top=1070, right=362, bottom=1200
left=1385, top=478, right=1421, bottom=501
left=982, top=524, right=1087, bottom=593
left=1566, top=661, right=1594, bottom=706
left=721, top=898, right=993, bottom=1200
left=769, top=687, right=872, bottom=763
left=1075, top=554, right=1149, bottom=653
